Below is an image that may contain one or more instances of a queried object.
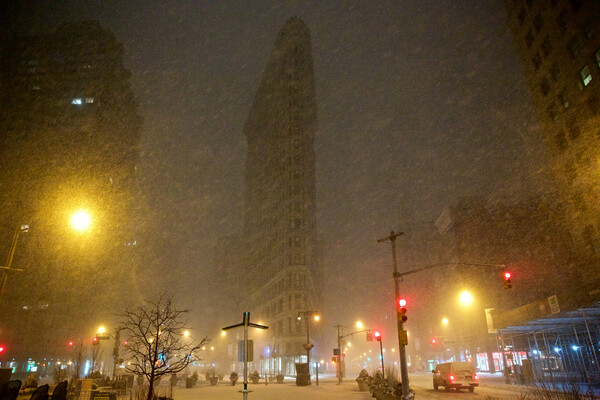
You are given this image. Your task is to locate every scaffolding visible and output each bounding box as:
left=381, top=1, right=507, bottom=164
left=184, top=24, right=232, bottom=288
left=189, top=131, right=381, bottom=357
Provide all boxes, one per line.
left=497, top=301, right=600, bottom=384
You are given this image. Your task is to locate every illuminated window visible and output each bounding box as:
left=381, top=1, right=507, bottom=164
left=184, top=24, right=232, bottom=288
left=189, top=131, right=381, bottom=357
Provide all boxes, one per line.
left=71, top=98, right=82, bottom=105
left=85, top=97, right=94, bottom=103
left=580, top=65, right=592, bottom=86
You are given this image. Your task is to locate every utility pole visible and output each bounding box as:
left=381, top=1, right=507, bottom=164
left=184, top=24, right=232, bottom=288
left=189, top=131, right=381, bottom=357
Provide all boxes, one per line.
left=378, top=230, right=410, bottom=400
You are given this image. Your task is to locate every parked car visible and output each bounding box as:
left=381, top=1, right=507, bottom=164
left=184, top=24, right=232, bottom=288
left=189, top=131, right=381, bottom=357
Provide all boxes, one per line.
left=432, top=362, right=479, bottom=392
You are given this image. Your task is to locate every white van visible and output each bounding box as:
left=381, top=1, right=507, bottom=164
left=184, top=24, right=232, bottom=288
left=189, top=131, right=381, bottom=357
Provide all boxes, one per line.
left=432, top=361, right=479, bottom=392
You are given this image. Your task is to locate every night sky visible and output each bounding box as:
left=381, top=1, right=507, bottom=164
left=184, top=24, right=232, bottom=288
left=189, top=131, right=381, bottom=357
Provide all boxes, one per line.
left=4, top=1, right=552, bottom=331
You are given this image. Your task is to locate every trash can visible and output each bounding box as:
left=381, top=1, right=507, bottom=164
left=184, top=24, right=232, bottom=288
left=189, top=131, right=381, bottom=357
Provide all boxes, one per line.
left=295, top=363, right=310, bottom=386
left=0, top=368, right=12, bottom=386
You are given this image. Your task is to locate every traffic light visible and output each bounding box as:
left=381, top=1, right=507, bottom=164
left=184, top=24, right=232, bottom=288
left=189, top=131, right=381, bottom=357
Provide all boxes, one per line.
left=0, top=346, right=4, bottom=353
left=92, top=337, right=99, bottom=345
left=68, top=341, right=74, bottom=347
left=503, top=271, right=512, bottom=289
left=374, top=331, right=382, bottom=341
left=431, top=338, right=437, bottom=345
left=398, top=298, right=407, bottom=322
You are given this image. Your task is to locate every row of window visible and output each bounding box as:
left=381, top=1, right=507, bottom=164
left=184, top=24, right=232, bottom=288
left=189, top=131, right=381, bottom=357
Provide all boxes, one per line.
left=263, top=274, right=307, bottom=300
left=544, top=49, right=600, bottom=123
left=516, top=0, right=581, bottom=27
left=272, top=317, right=304, bottom=337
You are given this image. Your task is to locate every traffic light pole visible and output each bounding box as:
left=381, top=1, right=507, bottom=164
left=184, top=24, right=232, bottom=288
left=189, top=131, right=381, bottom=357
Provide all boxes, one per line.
left=334, top=326, right=372, bottom=383
left=378, top=337, right=385, bottom=379
left=378, top=230, right=410, bottom=400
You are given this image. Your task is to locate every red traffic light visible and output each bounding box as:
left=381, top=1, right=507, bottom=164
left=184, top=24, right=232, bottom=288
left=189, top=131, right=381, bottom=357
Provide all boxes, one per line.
left=374, top=331, right=381, bottom=341
left=398, top=298, right=408, bottom=322
left=503, top=271, right=513, bottom=289
left=431, top=338, right=437, bottom=344
left=0, top=346, right=4, bottom=353
left=68, top=341, right=74, bottom=347
left=92, top=337, right=98, bottom=344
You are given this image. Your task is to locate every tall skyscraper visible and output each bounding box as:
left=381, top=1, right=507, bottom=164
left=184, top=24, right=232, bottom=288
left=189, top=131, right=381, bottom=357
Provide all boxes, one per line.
left=0, top=20, right=142, bottom=367
left=504, top=1, right=600, bottom=303
left=242, top=17, right=321, bottom=374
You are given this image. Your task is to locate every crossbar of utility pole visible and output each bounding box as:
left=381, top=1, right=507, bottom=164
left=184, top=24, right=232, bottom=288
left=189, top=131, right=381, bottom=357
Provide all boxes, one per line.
left=0, top=224, right=28, bottom=298
left=396, top=261, right=506, bottom=278
left=378, top=230, right=410, bottom=400
left=222, top=312, right=268, bottom=400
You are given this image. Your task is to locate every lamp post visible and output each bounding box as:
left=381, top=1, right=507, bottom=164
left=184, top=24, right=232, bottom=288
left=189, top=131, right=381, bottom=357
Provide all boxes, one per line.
left=334, top=322, right=373, bottom=383
left=297, top=310, right=319, bottom=384
left=0, top=224, right=29, bottom=299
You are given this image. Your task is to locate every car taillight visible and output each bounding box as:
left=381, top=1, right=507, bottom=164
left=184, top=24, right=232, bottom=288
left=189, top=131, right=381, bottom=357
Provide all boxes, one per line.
left=474, top=375, right=479, bottom=380
left=449, top=375, right=455, bottom=381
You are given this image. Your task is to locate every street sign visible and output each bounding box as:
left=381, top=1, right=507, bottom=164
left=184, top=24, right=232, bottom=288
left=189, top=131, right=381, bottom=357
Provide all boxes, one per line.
left=238, top=340, right=254, bottom=362
left=333, top=348, right=340, bottom=356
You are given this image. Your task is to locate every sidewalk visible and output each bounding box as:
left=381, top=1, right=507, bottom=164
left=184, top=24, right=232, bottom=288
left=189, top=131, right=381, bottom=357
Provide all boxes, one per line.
left=174, top=378, right=371, bottom=400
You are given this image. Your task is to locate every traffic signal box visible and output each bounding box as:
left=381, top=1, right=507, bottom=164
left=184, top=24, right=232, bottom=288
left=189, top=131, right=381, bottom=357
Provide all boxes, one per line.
left=398, top=298, right=407, bottom=322
left=503, top=271, right=512, bottom=289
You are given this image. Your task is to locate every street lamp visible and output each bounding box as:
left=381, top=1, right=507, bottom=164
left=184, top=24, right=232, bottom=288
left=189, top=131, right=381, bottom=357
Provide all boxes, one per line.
left=297, top=310, right=319, bottom=384
left=459, top=290, right=474, bottom=306
left=0, top=224, right=29, bottom=298
left=70, top=209, right=92, bottom=232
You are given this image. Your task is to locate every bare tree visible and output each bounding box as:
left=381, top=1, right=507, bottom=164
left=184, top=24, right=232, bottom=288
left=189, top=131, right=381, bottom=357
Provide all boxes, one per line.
left=118, top=293, right=208, bottom=400
left=72, top=340, right=86, bottom=379
left=90, top=341, right=102, bottom=376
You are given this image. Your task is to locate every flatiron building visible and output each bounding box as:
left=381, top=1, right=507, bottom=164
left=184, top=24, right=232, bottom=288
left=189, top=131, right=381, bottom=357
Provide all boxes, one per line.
left=242, top=17, right=321, bottom=374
